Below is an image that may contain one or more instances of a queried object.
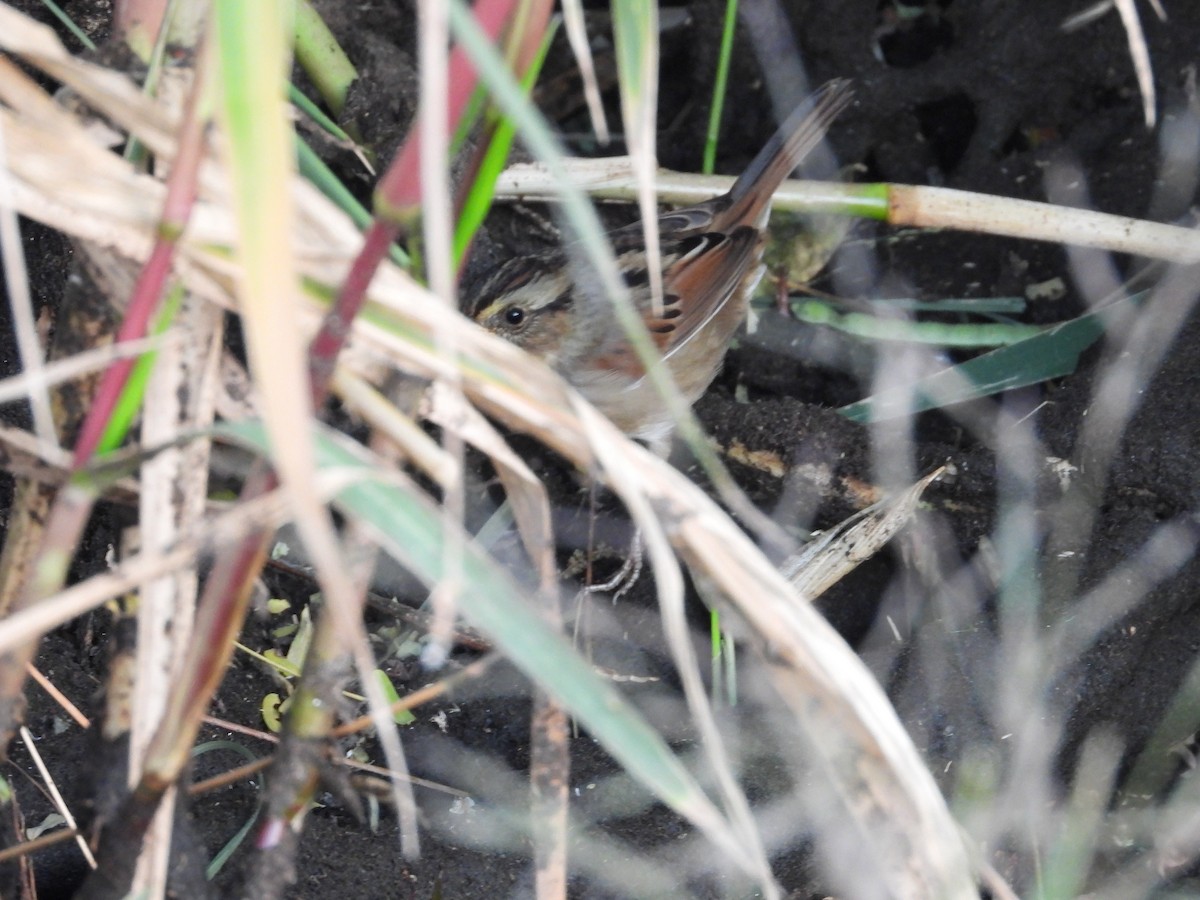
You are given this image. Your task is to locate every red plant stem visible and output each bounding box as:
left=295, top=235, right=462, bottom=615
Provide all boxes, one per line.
left=142, top=466, right=277, bottom=783
left=70, top=50, right=210, bottom=466
left=509, top=0, right=555, bottom=78
left=69, top=240, right=176, bottom=465
left=87, top=0, right=550, bottom=876
left=307, top=219, right=398, bottom=408
left=0, top=43, right=210, bottom=644
left=306, top=0, right=516, bottom=405
left=0, top=44, right=214, bottom=836
left=135, top=0, right=518, bottom=798
left=453, top=0, right=553, bottom=270
left=113, top=0, right=167, bottom=50
left=374, top=0, right=516, bottom=215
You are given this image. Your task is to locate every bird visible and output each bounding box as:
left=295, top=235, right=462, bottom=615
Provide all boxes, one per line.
left=469, top=79, right=852, bottom=448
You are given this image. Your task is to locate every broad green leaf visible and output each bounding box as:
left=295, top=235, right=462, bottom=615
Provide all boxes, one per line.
left=218, top=419, right=725, bottom=826
left=839, top=297, right=1137, bottom=422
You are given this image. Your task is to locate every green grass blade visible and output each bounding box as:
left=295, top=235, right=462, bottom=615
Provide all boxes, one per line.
left=452, top=18, right=558, bottom=267
left=702, top=0, right=738, bottom=174
left=295, top=137, right=410, bottom=267
left=866, top=296, right=1029, bottom=314
left=792, top=298, right=1044, bottom=347
left=838, top=296, right=1140, bottom=422
left=293, top=0, right=357, bottom=116
left=289, top=83, right=353, bottom=143
left=37, top=0, right=96, bottom=51
left=611, top=0, right=658, bottom=139
left=444, top=0, right=631, bottom=344
left=217, top=419, right=725, bottom=826
left=96, top=282, right=185, bottom=454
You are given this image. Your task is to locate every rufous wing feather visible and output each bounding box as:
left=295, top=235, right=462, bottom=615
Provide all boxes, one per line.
left=656, top=227, right=761, bottom=358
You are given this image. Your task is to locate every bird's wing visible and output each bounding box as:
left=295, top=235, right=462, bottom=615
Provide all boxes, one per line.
left=652, top=226, right=760, bottom=357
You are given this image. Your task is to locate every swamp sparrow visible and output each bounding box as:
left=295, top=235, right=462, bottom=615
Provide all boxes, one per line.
left=470, top=80, right=852, bottom=446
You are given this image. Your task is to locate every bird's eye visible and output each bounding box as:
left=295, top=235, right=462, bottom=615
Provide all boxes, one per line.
left=504, top=306, right=526, bottom=327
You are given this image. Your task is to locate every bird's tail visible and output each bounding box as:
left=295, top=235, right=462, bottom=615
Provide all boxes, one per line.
left=722, top=78, right=853, bottom=225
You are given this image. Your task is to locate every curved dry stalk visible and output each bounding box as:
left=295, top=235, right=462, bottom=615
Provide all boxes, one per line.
left=1113, top=0, right=1160, bottom=127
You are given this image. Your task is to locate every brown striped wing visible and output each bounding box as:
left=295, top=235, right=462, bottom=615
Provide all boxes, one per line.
left=650, top=226, right=761, bottom=358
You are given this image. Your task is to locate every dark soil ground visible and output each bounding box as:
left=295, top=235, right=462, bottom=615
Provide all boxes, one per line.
left=3, top=0, right=1200, bottom=897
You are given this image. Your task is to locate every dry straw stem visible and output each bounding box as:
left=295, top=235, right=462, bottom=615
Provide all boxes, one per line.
left=0, top=424, right=139, bottom=498
left=559, top=0, right=609, bottom=144
left=493, top=157, right=1200, bottom=264
left=1062, top=1, right=1165, bottom=130
left=0, top=488, right=293, bottom=658
left=123, top=51, right=223, bottom=896
left=1112, top=0, right=1162, bottom=128
left=782, top=467, right=946, bottom=601
left=211, top=0, right=423, bottom=865
left=421, top=380, right=554, bottom=574
left=0, top=115, right=54, bottom=448
left=19, top=725, right=96, bottom=869
left=0, top=334, right=168, bottom=406
left=0, top=5, right=976, bottom=895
